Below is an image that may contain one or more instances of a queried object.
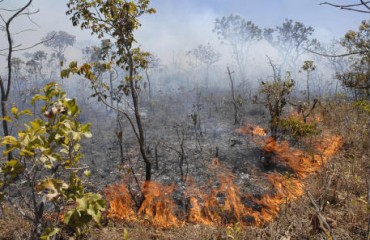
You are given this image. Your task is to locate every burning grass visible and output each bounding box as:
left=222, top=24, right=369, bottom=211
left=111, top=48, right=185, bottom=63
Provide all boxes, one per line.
left=105, top=123, right=342, bottom=229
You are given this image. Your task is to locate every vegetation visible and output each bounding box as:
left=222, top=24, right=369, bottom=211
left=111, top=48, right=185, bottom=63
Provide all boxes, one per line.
left=0, top=83, right=104, bottom=239
left=0, top=0, right=369, bottom=239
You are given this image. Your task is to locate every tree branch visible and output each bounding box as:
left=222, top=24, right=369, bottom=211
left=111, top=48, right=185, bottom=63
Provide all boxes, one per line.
left=5, top=0, right=33, bottom=99
left=304, top=47, right=366, bottom=57
left=320, top=1, right=370, bottom=13
left=307, top=191, right=337, bottom=240
left=0, top=33, right=54, bottom=53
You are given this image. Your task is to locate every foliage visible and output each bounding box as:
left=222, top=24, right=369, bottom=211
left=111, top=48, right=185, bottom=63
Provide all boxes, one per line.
left=42, top=30, right=76, bottom=70
left=188, top=43, right=221, bottom=88
left=43, top=31, right=76, bottom=55
left=65, top=0, right=156, bottom=181
left=337, top=20, right=370, bottom=98
left=260, top=73, right=295, bottom=138
left=279, top=115, right=320, bottom=141
left=188, top=44, right=221, bottom=67
left=0, top=83, right=104, bottom=239
left=354, top=99, right=370, bottom=114
left=264, top=19, right=319, bottom=73
left=213, top=14, right=262, bottom=81
left=301, top=60, right=316, bottom=104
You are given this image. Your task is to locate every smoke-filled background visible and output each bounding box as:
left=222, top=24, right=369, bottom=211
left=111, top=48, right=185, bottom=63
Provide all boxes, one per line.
left=1, top=0, right=368, bottom=115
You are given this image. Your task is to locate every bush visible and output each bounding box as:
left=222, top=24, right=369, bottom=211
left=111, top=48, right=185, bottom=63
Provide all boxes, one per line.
left=0, top=82, right=105, bottom=239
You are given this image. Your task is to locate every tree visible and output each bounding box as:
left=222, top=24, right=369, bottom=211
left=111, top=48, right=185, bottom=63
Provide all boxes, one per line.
left=227, top=67, right=242, bottom=125
left=336, top=20, right=370, bottom=99
left=42, top=30, right=76, bottom=64
left=301, top=60, right=316, bottom=104
left=213, top=14, right=262, bottom=83
left=64, top=0, right=156, bottom=181
left=11, top=57, right=29, bottom=103
left=264, top=19, right=319, bottom=76
left=0, top=0, right=34, bottom=161
left=0, top=83, right=105, bottom=239
left=188, top=43, right=221, bottom=89
left=25, top=50, right=48, bottom=82
left=143, top=54, right=160, bottom=100
left=260, top=73, right=295, bottom=139
left=81, top=39, right=119, bottom=108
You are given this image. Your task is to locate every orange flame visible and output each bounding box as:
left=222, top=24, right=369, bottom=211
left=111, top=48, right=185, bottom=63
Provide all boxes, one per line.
left=263, top=133, right=342, bottom=178
left=236, top=124, right=267, bottom=136
left=104, top=125, right=342, bottom=228
left=105, top=184, right=137, bottom=221
left=138, top=181, right=181, bottom=228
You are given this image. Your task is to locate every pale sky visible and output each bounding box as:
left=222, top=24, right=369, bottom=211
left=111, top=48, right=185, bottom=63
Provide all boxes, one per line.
left=2, top=0, right=368, bottom=64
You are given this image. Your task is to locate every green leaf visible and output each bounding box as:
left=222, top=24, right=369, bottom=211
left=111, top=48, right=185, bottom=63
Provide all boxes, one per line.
left=40, top=227, right=60, bottom=240
left=0, top=116, right=12, bottom=122
left=19, top=109, right=32, bottom=116
left=19, top=148, right=35, bottom=157
left=11, top=106, right=18, bottom=115
left=123, top=228, right=129, bottom=240
left=1, top=136, right=18, bottom=146
left=75, top=193, right=105, bottom=224
left=31, top=94, right=48, bottom=105
left=83, top=170, right=91, bottom=178
left=1, top=160, right=25, bottom=179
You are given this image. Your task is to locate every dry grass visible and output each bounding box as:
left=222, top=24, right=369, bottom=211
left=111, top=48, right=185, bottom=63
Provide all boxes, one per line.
left=89, top=99, right=369, bottom=240
left=1, top=99, right=368, bottom=240
left=0, top=204, right=31, bottom=240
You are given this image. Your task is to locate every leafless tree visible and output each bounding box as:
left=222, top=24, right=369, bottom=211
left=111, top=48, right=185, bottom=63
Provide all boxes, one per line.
left=0, top=0, right=35, bottom=160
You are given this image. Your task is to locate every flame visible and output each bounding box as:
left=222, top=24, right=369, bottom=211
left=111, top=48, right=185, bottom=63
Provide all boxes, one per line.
left=104, top=124, right=342, bottom=229
left=105, top=184, right=137, bottom=221
left=263, top=133, right=342, bottom=178
left=185, top=159, right=255, bottom=225
left=138, top=181, right=181, bottom=228
left=236, top=124, right=267, bottom=136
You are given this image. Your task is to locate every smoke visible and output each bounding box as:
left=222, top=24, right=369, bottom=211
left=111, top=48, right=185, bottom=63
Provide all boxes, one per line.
left=0, top=0, right=366, bottom=93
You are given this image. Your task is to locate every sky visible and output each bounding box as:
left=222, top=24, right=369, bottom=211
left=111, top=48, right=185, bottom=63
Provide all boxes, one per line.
left=1, top=0, right=368, bottom=64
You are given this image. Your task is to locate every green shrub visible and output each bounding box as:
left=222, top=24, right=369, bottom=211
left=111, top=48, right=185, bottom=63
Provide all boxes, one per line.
left=0, top=82, right=105, bottom=239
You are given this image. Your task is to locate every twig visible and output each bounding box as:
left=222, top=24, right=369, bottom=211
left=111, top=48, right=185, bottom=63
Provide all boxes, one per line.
left=320, top=1, right=370, bottom=13
left=0, top=33, right=55, bottom=53
left=307, top=190, right=337, bottom=240
left=305, top=47, right=367, bottom=58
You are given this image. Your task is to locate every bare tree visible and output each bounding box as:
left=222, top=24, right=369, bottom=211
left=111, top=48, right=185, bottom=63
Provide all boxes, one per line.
left=0, top=0, right=34, bottom=160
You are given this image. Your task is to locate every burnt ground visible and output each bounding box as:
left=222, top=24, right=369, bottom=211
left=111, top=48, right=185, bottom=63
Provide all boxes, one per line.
left=80, top=90, right=272, bottom=187
left=78, top=88, right=301, bottom=224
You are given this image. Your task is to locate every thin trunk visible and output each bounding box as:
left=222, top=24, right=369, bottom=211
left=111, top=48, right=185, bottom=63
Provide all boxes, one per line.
left=145, top=69, right=151, bottom=101
left=0, top=0, right=33, bottom=160
left=307, top=71, right=311, bottom=104
left=127, top=50, right=151, bottom=181
left=227, top=67, right=240, bottom=125
left=109, top=70, right=113, bottom=107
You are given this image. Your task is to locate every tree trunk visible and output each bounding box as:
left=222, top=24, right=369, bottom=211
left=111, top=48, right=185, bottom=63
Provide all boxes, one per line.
left=1, top=100, right=13, bottom=160
left=227, top=67, right=240, bottom=125
left=127, top=51, right=151, bottom=181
